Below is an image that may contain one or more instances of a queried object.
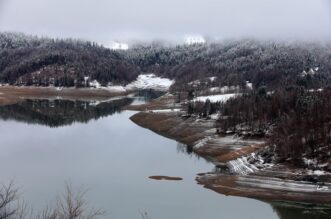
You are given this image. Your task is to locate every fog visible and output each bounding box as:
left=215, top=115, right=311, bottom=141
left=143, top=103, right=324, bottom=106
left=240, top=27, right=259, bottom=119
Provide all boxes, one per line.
left=0, top=0, right=331, bottom=44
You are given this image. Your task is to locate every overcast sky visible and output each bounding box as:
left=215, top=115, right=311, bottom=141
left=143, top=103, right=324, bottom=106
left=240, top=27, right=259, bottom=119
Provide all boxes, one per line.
left=0, top=0, right=331, bottom=44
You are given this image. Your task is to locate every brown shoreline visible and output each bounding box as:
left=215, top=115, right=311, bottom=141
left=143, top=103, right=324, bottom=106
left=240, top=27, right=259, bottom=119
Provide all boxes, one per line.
left=0, top=86, right=129, bottom=106
left=130, top=111, right=264, bottom=164
left=129, top=94, right=331, bottom=205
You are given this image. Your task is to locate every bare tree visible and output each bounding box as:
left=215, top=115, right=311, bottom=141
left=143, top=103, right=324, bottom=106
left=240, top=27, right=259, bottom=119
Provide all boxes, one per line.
left=37, top=183, right=104, bottom=219
left=0, top=181, right=26, bottom=219
left=140, top=211, right=151, bottom=219
left=0, top=182, right=104, bottom=219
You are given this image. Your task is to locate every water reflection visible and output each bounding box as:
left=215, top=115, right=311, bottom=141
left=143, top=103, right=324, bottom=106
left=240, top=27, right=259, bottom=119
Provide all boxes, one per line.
left=176, top=142, right=194, bottom=155
left=0, top=90, right=163, bottom=128
left=271, top=201, right=331, bottom=219
left=0, top=98, right=134, bottom=127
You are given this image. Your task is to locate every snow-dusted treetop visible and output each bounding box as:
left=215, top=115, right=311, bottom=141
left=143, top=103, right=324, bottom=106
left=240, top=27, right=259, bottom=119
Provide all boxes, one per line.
left=184, top=35, right=206, bottom=45
left=107, top=41, right=129, bottom=50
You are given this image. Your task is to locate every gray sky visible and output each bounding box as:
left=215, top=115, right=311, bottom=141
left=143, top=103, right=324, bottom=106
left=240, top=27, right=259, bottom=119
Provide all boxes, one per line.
left=0, top=0, right=331, bottom=44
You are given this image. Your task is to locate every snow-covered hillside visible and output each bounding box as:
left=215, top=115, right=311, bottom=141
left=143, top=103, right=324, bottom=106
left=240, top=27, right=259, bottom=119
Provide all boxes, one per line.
left=85, top=74, right=174, bottom=92
left=125, top=74, right=174, bottom=91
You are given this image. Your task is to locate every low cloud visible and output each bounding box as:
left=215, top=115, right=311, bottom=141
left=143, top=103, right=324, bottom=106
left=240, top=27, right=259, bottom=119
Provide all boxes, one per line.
left=0, top=0, right=330, bottom=44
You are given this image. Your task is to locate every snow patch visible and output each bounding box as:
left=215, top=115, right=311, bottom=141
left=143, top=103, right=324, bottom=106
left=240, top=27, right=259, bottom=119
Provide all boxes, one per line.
left=108, top=41, right=129, bottom=50
left=79, top=75, right=174, bottom=92
left=126, top=74, right=174, bottom=91
left=185, top=35, right=206, bottom=45
left=105, top=85, right=126, bottom=93
left=193, top=93, right=238, bottom=103
left=209, top=76, right=217, bottom=82
left=300, top=68, right=318, bottom=77
left=193, top=136, right=212, bottom=149
left=312, top=170, right=327, bottom=176
left=89, top=80, right=102, bottom=89
left=246, top=81, right=253, bottom=90
left=237, top=175, right=330, bottom=192
left=210, top=113, right=220, bottom=120
left=150, top=109, right=181, bottom=113
left=228, top=153, right=273, bottom=175
left=303, top=158, right=318, bottom=168
left=209, top=86, right=240, bottom=94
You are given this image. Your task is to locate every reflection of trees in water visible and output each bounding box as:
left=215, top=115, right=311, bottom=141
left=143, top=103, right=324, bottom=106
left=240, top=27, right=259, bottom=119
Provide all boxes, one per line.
left=176, top=143, right=215, bottom=164
left=135, top=90, right=165, bottom=100
left=176, top=142, right=194, bottom=155
left=0, top=98, right=133, bottom=127
left=270, top=201, right=331, bottom=219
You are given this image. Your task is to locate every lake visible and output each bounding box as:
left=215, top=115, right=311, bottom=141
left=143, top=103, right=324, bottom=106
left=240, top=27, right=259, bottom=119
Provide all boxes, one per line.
left=0, top=97, right=329, bottom=219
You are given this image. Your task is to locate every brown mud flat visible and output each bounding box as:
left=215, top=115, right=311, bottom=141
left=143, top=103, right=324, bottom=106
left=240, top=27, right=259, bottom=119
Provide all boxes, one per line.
left=197, top=164, right=331, bottom=204
left=131, top=111, right=264, bottom=164
left=149, top=176, right=183, bottom=181
left=131, top=112, right=210, bottom=146
left=0, top=86, right=129, bottom=106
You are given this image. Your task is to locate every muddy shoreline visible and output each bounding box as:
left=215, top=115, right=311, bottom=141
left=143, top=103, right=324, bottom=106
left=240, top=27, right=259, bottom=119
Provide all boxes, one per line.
left=130, top=94, right=265, bottom=164
left=0, top=86, right=130, bottom=106
left=129, top=94, right=331, bottom=205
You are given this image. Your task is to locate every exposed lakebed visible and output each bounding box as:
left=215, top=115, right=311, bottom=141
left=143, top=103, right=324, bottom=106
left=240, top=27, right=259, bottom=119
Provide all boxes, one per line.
left=0, top=97, right=330, bottom=218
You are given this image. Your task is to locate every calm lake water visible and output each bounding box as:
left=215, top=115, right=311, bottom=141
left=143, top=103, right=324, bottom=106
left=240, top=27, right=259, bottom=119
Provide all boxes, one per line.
left=0, top=97, right=329, bottom=219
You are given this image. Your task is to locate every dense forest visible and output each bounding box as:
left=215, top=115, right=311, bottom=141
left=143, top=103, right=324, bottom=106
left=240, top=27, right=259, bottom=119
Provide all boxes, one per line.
left=0, top=32, right=139, bottom=86
left=122, top=40, right=331, bottom=91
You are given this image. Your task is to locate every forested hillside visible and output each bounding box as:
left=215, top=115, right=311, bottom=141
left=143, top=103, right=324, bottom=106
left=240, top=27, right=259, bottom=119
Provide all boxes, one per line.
left=1, top=32, right=331, bottom=91
left=122, top=40, right=331, bottom=91
left=0, top=32, right=140, bottom=86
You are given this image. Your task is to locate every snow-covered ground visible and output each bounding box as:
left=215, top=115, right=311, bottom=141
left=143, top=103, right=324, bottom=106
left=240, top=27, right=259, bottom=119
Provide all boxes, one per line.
left=193, top=93, right=238, bottom=103
left=86, top=74, right=174, bottom=92
left=150, top=109, right=181, bottom=113
left=228, top=152, right=273, bottom=175
left=209, top=76, right=217, bottom=82
left=126, top=74, right=174, bottom=91
left=89, top=80, right=102, bottom=89
left=246, top=81, right=253, bottom=90
left=105, top=85, right=127, bottom=93
left=209, top=86, right=240, bottom=94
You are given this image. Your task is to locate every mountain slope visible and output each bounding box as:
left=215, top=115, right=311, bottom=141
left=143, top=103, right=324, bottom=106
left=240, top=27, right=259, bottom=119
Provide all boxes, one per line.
left=0, top=32, right=140, bottom=86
